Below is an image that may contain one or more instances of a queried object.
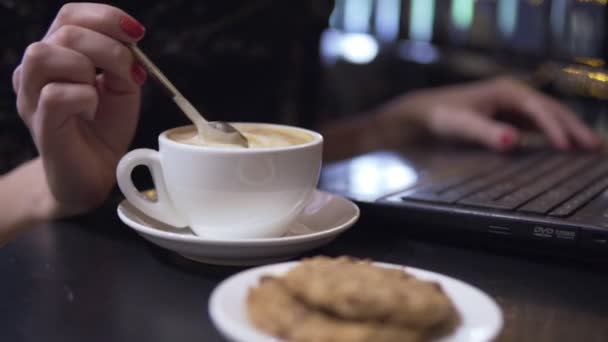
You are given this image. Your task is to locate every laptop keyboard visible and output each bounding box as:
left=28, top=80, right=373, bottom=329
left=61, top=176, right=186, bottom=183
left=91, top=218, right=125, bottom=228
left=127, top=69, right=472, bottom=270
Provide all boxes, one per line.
left=402, top=153, right=608, bottom=217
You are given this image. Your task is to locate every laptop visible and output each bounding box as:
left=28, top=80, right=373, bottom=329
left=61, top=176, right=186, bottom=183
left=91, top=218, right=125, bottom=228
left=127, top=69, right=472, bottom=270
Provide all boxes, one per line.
left=317, top=0, right=608, bottom=258
left=319, top=143, right=608, bottom=257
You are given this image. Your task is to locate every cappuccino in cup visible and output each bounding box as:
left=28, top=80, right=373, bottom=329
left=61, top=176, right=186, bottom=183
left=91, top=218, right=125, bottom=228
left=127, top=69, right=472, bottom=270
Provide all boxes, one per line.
left=168, top=123, right=315, bottom=149
left=117, top=123, right=323, bottom=239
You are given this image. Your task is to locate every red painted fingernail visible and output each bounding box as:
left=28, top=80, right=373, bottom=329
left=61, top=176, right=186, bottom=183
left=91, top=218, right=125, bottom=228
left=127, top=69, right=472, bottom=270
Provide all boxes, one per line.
left=500, top=132, right=513, bottom=147
left=119, top=16, right=145, bottom=39
left=131, top=63, right=147, bottom=86
left=594, top=136, right=603, bottom=147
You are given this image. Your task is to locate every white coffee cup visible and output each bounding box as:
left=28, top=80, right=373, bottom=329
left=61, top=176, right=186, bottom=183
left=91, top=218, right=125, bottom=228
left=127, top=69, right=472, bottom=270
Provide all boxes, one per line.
left=116, top=123, right=323, bottom=239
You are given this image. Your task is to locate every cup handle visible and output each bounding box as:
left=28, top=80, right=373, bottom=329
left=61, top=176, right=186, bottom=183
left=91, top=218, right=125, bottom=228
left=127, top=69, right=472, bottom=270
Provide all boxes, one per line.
left=116, top=149, right=188, bottom=228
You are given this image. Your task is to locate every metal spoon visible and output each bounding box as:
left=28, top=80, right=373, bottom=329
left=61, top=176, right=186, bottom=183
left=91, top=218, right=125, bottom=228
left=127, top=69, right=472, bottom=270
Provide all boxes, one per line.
left=127, top=43, right=249, bottom=147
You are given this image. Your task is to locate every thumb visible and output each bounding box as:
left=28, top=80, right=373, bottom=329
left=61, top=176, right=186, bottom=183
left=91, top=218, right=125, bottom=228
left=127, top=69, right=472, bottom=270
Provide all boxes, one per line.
left=426, top=107, right=519, bottom=151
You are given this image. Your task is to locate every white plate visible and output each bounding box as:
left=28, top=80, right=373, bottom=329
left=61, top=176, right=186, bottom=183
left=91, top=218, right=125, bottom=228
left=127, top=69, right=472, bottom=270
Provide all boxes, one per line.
left=117, top=190, right=359, bottom=266
left=209, top=262, right=503, bottom=342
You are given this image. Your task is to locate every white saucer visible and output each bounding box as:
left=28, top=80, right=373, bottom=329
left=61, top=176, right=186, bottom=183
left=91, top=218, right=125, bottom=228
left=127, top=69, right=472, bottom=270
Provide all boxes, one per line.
left=116, top=190, right=360, bottom=266
left=209, top=262, right=503, bottom=342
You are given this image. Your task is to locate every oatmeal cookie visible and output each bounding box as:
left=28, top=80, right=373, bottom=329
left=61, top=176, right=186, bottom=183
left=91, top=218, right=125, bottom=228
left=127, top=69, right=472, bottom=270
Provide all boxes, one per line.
left=247, top=276, right=423, bottom=342
left=281, top=256, right=456, bottom=329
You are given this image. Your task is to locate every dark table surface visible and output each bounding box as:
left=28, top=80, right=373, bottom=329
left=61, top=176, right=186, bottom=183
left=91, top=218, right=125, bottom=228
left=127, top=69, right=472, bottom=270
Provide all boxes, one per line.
left=2, top=187, right=608, bottom=342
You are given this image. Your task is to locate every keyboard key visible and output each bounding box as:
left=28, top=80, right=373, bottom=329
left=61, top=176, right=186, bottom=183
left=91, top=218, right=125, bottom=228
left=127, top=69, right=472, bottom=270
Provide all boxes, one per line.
left=404, top=191, right=445, bottom=203
left=456, top=197, right=520, bottom=210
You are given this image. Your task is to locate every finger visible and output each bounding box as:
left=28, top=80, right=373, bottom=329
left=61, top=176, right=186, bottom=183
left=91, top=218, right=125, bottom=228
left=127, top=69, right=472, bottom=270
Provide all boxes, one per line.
left=44, top=3, right=145, bottom=43
left=542, top=99, right=601, bottom=149
left=33, top=82, right=98, bottom=152
left=45, top=25, right=143, bottom=93
left=492, top=78, right=570, bottom=150
left=520, top=99, right=570, bottom=150
left=428, top=107, right=519, bottom=151
left=17, top=42, right=96, bottom=123
left=12, top=66, right=21, bottom=94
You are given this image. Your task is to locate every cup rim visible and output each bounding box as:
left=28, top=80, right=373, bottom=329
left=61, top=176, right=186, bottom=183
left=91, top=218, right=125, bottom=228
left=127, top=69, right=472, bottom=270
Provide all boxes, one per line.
left=159, top=123, right=323, bottom=153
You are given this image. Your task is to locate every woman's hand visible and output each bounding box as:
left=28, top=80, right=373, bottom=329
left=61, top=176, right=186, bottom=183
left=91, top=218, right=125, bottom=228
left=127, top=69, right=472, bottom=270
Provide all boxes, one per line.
left=12, top=3, right=147, bottom=217
left=383, top=77, right=601, bottom=151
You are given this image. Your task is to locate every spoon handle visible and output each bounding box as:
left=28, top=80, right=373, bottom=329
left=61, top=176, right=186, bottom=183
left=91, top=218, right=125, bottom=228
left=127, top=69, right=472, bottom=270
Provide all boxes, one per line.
left=127, top=43, right=208, bottom=125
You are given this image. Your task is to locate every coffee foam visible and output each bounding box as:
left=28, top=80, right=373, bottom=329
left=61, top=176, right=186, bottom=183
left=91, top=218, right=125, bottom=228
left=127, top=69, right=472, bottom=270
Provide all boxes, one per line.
left=168, top=124, right=314, bottom=149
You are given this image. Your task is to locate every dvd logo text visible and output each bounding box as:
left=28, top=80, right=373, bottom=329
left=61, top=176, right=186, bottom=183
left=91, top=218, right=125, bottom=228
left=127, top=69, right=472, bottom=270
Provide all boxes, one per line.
left=534, top=226, right=554, bottom=237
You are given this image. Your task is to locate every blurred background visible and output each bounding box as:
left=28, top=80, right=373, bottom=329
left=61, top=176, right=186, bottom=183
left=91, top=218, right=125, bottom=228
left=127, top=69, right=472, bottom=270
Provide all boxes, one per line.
left=321, top=0, right=608, bottom=124
left=1, top=0, right=607, bottom=172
